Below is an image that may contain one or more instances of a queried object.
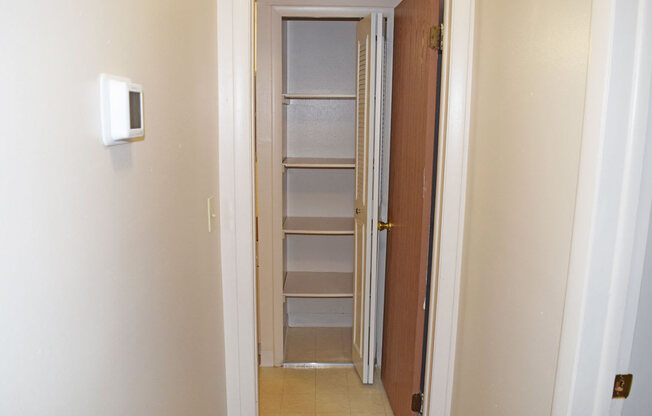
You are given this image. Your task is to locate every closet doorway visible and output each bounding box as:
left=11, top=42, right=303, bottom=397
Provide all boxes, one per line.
left=255, top=0, right=442, bottom=414
left=256, top=7, right=395, bottom=381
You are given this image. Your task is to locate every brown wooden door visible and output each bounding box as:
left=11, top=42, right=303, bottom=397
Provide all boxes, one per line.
left=381, top=0, right=439, bottom=414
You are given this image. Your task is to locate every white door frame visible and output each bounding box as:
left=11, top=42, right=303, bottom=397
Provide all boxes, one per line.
left=256, top=2, right=396, bottom=368
left=217, top=0, right=650, bottom=414
left=422, top=0, right=475, bottom=413
left=217, top=0, right=258, bottom=414
left=219, top=0, right=479, bottom=413
left=552, top=0, right=652, bottom=414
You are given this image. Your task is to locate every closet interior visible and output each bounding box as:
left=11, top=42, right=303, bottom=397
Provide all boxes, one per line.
left=256, top=3, right=393, bottom=376
left=281, top=17, right=358, bottom=364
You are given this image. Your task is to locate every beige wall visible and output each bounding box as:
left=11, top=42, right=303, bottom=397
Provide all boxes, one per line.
left=0, top=1, right=226, bottom=414
left=451, top=0, right=592, bottom=414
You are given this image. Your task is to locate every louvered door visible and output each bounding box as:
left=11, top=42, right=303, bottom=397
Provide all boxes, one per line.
left=352, top=12, right=385, bottom=384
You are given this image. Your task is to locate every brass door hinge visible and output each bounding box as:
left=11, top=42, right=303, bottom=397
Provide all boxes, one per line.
left=613, top=374, right=633, bottom=399
left=411, top=392, right=424, bottom=413
left=429, top=24, right=444, bottom=51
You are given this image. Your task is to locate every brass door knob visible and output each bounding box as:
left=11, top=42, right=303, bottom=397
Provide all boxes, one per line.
left=378, top=221, right=393, bottom=231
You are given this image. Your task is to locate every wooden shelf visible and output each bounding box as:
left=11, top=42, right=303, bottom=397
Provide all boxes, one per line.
left=283, top=93, right=356, bottom=100
left=283, top=157, right=355, bottom=169
left=283, top=272, right=354, bottom=298
left=283, top=216, right=354, bottom=235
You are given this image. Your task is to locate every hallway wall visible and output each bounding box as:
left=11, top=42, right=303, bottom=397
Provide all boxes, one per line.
left=0, top=1, right=226, bottom=414
left=451, top=0, right=592, bottom=414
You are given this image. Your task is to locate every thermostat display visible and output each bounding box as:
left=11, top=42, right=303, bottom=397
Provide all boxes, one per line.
left=100, top=74, right=144, bottom=146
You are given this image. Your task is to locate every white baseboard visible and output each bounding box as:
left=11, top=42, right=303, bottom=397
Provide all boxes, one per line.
left=259, top=350, right=275, bottom=367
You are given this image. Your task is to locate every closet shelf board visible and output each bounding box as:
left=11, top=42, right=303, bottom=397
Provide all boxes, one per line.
left=283, top=271, right=354, bottom=298
left=283, top=93, right=356, bottom=100
left=283, top=157, right=356, bottom=169
left=283, top=216, right=355, bottom=235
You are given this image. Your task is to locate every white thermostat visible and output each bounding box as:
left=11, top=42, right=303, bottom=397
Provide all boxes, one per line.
left=100, top=73, right=144, bottom=146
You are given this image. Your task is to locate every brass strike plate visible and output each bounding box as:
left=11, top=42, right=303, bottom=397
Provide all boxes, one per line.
left=613, top=374, right=633, bottom=399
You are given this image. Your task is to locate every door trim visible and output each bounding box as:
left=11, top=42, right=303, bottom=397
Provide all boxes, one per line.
left=220, top=0, right=475, bottom=414
left=218, top=0, right=650, bottom=414
left=216, top=0, right=258, bottom=414
left=552, top=0, right=652, bottom=414
left=256, top=4, right=396, bottom=368
left=422, top=0, right=475, bottom=414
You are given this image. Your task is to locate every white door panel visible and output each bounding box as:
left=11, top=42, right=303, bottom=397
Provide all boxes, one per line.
left=353, top=12, right=385, bottom=384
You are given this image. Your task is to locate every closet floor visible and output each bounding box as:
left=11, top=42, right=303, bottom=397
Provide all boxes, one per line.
left=285, top=327, right=352, bottom=363
left=258, top=367, right=395, bottom=416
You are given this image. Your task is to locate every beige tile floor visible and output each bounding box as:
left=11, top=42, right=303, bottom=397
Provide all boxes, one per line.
left=285, top=327, right=352, bottom=363
left=259, top=367, right=395, bottom=416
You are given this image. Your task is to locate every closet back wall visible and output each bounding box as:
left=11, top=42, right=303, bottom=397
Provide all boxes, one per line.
left=283, top=19, right=358, bottom=331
